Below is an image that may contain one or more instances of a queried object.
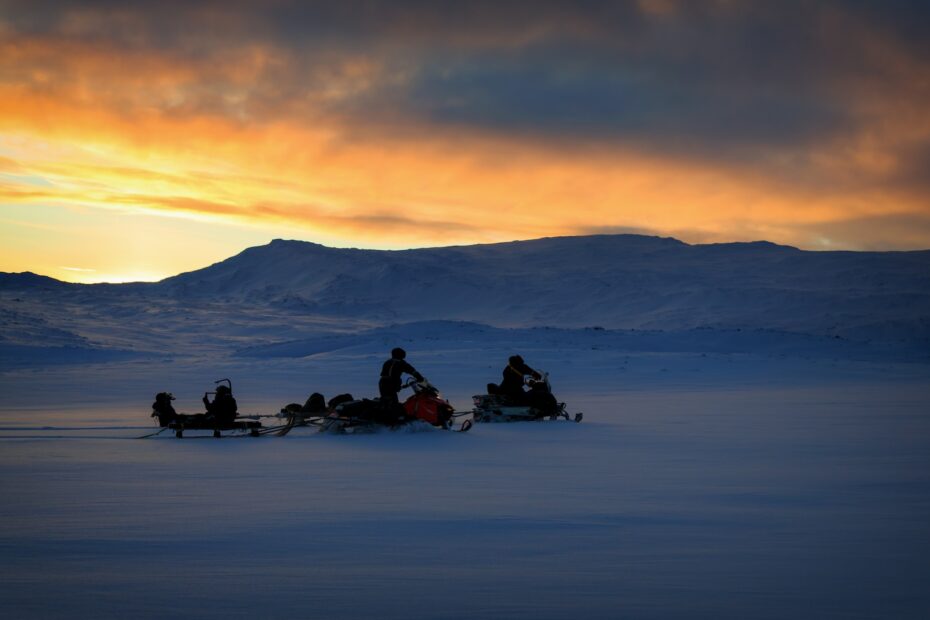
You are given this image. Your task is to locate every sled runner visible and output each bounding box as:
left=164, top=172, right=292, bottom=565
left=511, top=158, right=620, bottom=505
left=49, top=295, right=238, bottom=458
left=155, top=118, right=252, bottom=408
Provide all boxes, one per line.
left=144, top=413, right=294, bottom=439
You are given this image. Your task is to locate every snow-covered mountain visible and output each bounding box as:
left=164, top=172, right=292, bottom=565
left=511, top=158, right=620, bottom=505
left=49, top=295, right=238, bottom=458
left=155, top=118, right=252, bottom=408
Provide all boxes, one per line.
left=154, top=235, right=930, bottom=336
left=2, top=234, right=929, bottom=369
left=4, top=234, right=930, bottom=338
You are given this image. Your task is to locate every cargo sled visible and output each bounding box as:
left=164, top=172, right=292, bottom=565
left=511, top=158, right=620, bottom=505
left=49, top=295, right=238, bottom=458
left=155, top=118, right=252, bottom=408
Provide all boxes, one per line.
left=145, top=380, right=290, bottom=438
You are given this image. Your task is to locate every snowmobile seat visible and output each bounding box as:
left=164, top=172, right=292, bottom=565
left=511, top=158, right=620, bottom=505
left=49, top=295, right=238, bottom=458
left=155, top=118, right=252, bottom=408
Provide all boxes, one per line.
left=333, top=398, right=409, bottom=426
left=328, top=393, right=354, bottom=409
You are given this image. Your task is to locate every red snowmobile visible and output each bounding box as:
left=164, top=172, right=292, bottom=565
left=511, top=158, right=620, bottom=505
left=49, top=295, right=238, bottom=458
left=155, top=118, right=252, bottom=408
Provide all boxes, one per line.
left=292, top=378, right=472, bottom=434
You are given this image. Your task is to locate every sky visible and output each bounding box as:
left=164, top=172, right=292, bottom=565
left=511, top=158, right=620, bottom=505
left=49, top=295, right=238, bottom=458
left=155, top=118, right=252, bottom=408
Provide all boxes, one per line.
left=1, top=0, right=929, bottom=282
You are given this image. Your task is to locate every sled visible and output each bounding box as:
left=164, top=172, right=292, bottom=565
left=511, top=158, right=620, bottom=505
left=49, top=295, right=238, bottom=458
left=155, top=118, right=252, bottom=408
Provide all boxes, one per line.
left=145, top=380, right=294, bottom=439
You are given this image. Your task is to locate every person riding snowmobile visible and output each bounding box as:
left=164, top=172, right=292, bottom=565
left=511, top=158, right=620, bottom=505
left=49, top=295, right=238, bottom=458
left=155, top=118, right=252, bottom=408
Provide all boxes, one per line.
left=203, top=384, right=238, bottom=427
left=379, top=347, right=424, bottom=410
left=474, top=358, right=580, bottom=423
left=497, top=355, right=542, bottom=404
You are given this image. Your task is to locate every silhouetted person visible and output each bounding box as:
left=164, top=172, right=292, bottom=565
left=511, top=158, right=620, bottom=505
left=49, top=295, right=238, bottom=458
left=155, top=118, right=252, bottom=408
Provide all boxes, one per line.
left=379, top=347, right=424, bottom=409
left=203, top=384, right=238, bottom=427
left=499, top=355, right=542, bottom=404
left=152, top=392, right=178, bottom=427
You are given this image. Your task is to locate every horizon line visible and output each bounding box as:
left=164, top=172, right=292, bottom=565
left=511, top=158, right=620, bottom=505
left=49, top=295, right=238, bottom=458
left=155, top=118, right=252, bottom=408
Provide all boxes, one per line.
left=4, top=232, right=929, bottom=285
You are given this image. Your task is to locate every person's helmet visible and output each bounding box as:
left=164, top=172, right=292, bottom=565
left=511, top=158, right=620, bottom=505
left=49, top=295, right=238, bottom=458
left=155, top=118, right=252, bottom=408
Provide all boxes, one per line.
left=392, top=347, right=406, bottom=359
left=509, top=355, right=524, bottom=365
left=216, top=385, right=230, bottom=395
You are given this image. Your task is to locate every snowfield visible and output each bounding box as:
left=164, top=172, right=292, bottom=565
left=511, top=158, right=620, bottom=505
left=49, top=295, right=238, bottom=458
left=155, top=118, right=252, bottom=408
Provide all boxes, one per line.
left=1, top=235, right=929, bottom=619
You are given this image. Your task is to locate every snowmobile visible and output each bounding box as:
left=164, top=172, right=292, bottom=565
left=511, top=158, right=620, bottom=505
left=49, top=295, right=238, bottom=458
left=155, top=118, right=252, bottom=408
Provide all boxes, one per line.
left=282, top=378, right=472, bottom=434
left=472, top=371, right=583, bottom=423
left=146, top=379, right=289, bottom=439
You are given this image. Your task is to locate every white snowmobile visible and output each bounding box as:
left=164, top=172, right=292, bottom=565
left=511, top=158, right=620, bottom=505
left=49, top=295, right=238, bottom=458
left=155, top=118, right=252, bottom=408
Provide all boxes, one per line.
left=472, top=371, right=583, bottom=423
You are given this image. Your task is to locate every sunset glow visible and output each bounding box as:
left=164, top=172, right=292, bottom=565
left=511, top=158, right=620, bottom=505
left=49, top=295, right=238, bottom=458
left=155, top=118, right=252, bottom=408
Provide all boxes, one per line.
left=2, top=1, right=929, bottom=282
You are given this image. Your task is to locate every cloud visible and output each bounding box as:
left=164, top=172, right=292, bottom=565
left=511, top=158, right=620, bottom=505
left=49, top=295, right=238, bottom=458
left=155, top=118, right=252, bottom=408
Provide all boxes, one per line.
left=1, top=0, right=929, bottom=253
left=0, top=160, right=488, bottom=245
left=889, top=140, right=930, bottom=196
left=0, top=156, right=27, bottom=174
left=402, top=48, right=847, bottom=152
left=799, top=213, right=930, bottom=251
left=4, top=3, right=928, bottom=173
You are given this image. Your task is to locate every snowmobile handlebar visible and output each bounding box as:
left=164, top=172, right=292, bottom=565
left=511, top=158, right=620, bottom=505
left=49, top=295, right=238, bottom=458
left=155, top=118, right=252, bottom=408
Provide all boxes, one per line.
left=525, top=370, right=550, bottom=387
left=204, top=378, right=233, bottom=399
left=402, top=377, right=433, bottom=392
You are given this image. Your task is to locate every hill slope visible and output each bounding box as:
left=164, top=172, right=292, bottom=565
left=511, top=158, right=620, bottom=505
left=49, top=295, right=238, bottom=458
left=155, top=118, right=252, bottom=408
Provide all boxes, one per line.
left=151, top=235, right=930, bottom=338
left=2, top=235, right=929, bottom=348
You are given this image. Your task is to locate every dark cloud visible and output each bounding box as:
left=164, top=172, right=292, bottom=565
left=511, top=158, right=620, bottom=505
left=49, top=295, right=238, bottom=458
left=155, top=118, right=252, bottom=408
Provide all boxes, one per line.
left=3, top=1, right=930, bottom=190
left=891, top=141, right=930, bottom=195
left=401, top=46, right=847, bottom=152
left=840, top=0, right=930, bottom=56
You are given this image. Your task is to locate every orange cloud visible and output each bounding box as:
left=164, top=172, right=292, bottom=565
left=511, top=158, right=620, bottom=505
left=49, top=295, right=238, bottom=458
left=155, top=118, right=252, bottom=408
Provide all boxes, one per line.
left=2, top=3, right=930, bottom=282
left=3, top=97, right=914, bottom=254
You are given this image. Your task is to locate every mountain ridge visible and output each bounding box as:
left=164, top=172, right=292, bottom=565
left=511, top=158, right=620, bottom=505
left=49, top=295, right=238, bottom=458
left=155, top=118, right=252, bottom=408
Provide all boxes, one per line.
left=7, top=233, right=930, bottom=287
left=2, top=234, right=929, bottom=340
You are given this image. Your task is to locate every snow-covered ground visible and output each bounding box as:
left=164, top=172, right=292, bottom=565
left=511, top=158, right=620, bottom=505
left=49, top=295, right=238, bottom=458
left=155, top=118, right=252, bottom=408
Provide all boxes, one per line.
left=1, top=348, right=929, bottom=619
left=2, top=235, right=929, bottom=618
